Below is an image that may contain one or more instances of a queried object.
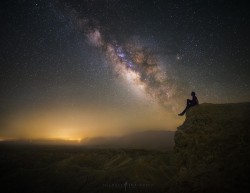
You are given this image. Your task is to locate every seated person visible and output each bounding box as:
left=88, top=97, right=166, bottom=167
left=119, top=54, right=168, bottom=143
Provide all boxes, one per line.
left=178, top=91, right=199, bottom=116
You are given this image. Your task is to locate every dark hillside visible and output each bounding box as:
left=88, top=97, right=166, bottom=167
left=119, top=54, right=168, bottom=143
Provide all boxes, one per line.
left=174, top=103, right=250, bottom=193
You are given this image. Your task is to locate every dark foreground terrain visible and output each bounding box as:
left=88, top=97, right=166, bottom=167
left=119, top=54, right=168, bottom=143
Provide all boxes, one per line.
left=1, top=103, right=250, bottom=193
left=0, top=145, right=176, bottom=193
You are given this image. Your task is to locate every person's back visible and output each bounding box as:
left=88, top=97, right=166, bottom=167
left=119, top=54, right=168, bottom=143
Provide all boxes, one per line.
left=192, top=95, right=199, bottom=105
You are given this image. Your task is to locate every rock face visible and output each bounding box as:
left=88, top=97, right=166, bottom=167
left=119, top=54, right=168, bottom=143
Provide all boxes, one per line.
left=174, top=103, right=250, bottom=193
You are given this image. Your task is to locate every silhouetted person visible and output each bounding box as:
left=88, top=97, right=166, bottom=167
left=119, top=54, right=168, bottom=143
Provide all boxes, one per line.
left=178, top=92, right=199, bottom=116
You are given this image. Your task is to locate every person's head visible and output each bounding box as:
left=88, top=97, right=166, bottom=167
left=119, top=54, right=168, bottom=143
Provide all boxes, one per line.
left=191, top=91, right=196, bottom=96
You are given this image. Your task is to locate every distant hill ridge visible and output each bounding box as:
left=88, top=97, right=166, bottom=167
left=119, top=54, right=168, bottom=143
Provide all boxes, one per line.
left=1, top=130, right=175, bottom=149
left=83, top=130, right=175, bottom=149
left=174, top=102, right=250, bottom=193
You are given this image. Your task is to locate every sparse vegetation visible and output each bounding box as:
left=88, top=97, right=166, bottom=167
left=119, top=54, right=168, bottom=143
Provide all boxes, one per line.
left=0, top=145, right=176, bottom=193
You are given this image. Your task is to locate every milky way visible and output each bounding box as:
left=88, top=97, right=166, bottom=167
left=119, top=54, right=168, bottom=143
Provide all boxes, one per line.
left=63, top=9, right=184, bottom=112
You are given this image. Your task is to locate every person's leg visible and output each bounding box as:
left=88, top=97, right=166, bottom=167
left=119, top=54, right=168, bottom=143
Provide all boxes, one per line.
left=178, top=105, right=190, bottom=116
left=179, top=99, right=195, bottom=116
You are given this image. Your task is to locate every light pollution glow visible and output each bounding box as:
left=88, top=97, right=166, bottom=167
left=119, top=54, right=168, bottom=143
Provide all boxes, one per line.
left=0, top=104, right=184, bottom=141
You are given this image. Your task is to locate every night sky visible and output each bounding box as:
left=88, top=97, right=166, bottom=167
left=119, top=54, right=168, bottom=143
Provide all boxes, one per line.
left=0, top=0, right=249, bottom=140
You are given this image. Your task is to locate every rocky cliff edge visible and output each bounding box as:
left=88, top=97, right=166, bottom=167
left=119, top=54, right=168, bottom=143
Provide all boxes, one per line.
left=174, top=103, right=250, bottom=193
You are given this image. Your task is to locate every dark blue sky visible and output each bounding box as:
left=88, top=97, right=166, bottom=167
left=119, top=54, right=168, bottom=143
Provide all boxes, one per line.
left=0, top=0, right=250, bottom=139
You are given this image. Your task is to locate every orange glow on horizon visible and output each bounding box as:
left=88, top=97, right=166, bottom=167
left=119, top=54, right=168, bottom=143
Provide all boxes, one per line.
left=0, top=104, right=184, bottom=140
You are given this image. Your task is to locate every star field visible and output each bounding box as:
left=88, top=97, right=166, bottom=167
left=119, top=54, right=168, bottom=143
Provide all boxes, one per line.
left=0, top=0, right=249, bottom=139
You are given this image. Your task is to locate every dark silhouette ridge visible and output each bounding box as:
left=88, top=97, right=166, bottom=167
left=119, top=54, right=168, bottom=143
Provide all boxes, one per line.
left=178, top=91, right=199, bottom=116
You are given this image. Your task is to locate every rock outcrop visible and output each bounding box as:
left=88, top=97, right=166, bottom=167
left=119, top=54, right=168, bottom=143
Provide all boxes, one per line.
left=174, top=103, right=250, bottom=193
